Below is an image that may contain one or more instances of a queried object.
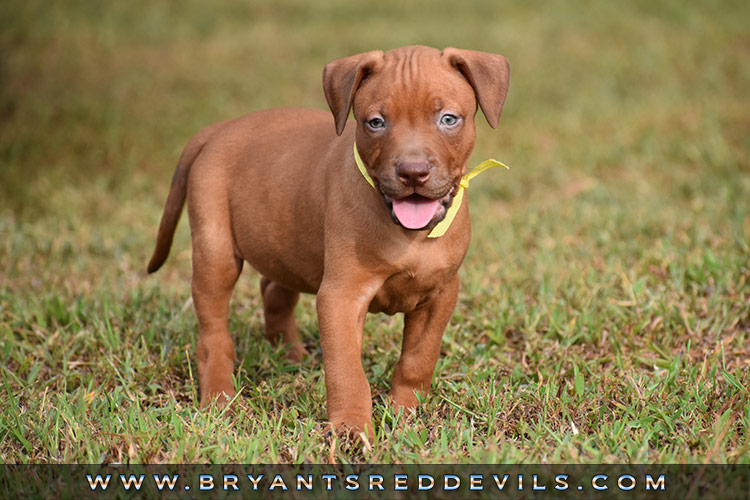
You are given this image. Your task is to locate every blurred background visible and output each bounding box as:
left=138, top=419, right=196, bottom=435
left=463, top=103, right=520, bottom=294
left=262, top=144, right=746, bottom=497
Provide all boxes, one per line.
left=0, top=0, right=748, bottom=462
left=2, top=0, right=747, bottom=283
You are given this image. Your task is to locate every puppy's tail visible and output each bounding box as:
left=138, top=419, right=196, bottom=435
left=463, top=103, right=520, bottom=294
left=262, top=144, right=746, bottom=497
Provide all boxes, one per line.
left=147, top=122, right=225, bottom=274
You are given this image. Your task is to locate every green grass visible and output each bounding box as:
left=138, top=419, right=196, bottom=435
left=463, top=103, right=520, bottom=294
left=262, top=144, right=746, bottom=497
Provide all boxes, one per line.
left=1, top=0, right=748, bottom=463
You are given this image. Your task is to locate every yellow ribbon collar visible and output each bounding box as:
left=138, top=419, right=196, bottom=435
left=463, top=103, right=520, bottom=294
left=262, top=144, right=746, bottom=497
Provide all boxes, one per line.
left=353, top=143, right=508, bottom=238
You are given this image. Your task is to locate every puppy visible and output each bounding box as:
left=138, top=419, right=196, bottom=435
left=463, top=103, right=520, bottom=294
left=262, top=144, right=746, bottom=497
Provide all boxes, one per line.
left=148, top=45, right=510, bottom=436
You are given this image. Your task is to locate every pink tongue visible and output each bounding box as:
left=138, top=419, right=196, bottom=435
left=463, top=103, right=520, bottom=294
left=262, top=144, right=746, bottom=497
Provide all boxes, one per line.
left=392, top=195, right=440, bottom=229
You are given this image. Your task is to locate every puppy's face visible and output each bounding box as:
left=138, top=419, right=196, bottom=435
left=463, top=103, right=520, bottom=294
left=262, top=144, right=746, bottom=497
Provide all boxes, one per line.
left=352, top=53, right=478, bottom=232
left=323, top=46, right=509, bottom=232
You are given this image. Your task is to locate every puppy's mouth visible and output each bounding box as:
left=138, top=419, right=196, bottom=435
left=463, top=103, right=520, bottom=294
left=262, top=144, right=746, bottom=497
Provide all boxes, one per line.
left=381, top=187, right=455, bottom=231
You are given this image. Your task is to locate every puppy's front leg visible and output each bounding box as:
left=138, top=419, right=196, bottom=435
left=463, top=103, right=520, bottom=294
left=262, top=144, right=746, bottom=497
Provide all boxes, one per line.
left=316, top=280, right=378, bottom=436
left=390, top=274, right=460, bottom=409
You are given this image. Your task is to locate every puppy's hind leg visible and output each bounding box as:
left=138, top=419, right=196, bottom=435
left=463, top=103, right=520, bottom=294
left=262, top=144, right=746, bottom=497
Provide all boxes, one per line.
left=191, top=229, right=243, bottom=407
left=260, top=277, right=309, bottom=362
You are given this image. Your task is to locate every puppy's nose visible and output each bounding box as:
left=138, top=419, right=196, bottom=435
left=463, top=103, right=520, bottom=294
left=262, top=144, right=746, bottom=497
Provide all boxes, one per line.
left=396, top=161, right=430, bottom=187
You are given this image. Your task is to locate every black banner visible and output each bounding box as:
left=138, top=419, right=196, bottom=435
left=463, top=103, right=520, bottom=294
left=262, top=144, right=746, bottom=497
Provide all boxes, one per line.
left=1, top=464, right=748, bottom=500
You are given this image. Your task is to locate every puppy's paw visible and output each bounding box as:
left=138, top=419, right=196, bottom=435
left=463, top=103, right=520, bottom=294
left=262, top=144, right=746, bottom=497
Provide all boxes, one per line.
left=199, top=389, right=237, bottom=410
left=285, top=342, right=310, bottom=363
left=326, top=415, right=375, bottom=442
left=388, top=385, right=423, bottom=410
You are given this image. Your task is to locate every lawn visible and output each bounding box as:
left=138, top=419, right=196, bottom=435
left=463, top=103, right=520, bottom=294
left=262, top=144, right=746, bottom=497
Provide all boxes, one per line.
left=1, top=0, right=748, bottom=464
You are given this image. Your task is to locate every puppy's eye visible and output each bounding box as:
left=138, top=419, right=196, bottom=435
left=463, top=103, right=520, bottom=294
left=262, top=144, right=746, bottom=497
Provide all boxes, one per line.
left=440, top=114, right=460, bottom=127
left=366, top=117, right=386, bottom=130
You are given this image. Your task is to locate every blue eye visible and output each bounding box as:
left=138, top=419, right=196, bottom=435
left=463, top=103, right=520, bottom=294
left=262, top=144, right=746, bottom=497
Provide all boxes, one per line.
left=440, top=114, right=459, bottom=127
left=366, top=117, right=385, bottom=130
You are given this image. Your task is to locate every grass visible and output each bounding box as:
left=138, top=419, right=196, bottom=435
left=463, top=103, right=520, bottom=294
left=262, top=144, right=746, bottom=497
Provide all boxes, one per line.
left=1, top=0, right=748, bottom=463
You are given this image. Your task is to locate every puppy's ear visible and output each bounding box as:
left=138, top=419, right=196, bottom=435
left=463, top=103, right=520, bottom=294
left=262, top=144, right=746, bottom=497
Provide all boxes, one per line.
left=322, top=50, right=384, bottom=136
left=443, top=48, right=510, bottom=129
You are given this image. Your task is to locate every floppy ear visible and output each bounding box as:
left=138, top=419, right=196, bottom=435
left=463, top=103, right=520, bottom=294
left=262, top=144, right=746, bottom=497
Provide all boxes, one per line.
left=443, top=48, right=510, bottom=129
left=322, top=50, right=384, bottom=135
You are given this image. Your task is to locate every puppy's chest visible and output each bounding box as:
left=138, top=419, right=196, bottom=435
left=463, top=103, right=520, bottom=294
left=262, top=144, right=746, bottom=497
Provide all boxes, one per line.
left=368, top=258, right=456, bottom=315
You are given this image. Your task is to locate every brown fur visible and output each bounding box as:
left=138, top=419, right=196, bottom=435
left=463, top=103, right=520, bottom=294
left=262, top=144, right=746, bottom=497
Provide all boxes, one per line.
left=148, top=46, right=510, bottom=436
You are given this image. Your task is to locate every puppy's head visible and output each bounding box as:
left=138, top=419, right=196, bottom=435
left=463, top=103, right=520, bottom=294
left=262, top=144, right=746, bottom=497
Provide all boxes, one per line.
left=323, top=46, right=510, bottom=231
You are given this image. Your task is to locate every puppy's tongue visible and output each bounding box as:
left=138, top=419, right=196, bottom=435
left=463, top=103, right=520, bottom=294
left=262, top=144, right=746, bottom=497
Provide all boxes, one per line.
left=392, top=195, right=440, bottom=229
